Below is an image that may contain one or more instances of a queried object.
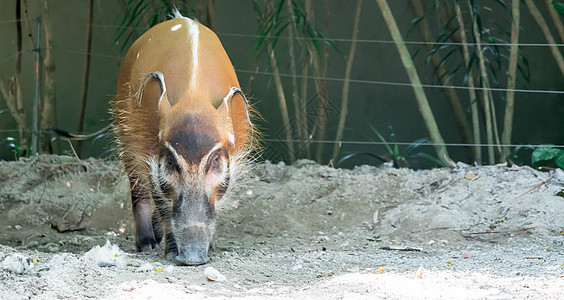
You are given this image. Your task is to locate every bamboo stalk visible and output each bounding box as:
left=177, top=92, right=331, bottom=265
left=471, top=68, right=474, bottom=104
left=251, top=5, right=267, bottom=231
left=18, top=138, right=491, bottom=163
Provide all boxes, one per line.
left=288, top=0, right=309, bottom=155
left=206, top=0, right=215, bottom=31
left=194, top=0, right=204, bottom=21
left=310, top=0, right=330, bottom=163
left=300, top=52, right=311, bottom=157
left=487, top=88, right=502, bottom=154
left=331, top=0, right=362, bottom=163
left=545, top=0, right=564, bottom=43
left=525, top=0, right=564, bottom=76
left=501, top=0, right=520, bottom=162
left=264, top=0, right=295, bottom=162
left=468, top=0, right=496, bottom=164
left=0, top=0, right=27, bottom=154
left=375, top=0, right=450, bottom=165
left=40, top=0, right=58, bottom=154
left=268, top=44, right=296, bottom=162
left=454, top=2, right=481, bottom=164
left=285, top=0, right=302, bottom=156
left=409, top=0, right=475, bottom=161
left=76, top=0, right=94, bottom=157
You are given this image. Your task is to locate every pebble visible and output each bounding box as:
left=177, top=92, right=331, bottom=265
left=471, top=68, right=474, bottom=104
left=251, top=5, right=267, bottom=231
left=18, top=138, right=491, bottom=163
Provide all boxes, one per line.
left=204, top=266, right=226, bottom=282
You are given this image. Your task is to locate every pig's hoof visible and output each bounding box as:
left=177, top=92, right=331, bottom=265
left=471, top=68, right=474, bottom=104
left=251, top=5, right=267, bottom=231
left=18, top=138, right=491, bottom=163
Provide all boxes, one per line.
left=166, top=250, right=178, bottom=262
left=136, top=238, right=161, bottom=252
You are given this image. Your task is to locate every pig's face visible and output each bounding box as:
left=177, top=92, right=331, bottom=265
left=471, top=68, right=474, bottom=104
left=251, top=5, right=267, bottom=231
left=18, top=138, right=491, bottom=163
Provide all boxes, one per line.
left=151, top=111, right=230, bottom=265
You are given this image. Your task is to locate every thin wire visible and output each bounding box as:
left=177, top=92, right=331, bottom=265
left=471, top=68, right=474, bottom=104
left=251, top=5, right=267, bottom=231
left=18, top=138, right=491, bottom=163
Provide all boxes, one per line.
left=85, top=22, right=564, bottom=47
left=237, top=69, right=564, bottom=95
left=0, top=19, right=22, bottom=24
left=59, top=49, right=121, bottom=59
left=88, top=23, right=148, bottom=31
left=0, top=50, right=26, bottom=66
left=12, top=48, right=564, bottom=95
left=0, top=129, right=55, bottom=133
left=1, top=128, right=560, bottom=149
left=218, top=32, right=564, bottom=48
left=263, top=138, right=564, bottom=149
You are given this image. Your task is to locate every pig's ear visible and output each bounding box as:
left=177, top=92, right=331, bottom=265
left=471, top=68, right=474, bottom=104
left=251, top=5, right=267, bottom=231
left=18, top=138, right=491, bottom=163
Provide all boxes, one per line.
left=216, top=87, right=252, bottom=149
left=135, top=72, right=170, bottom=114
left=216, top=87, right=251, bottom=126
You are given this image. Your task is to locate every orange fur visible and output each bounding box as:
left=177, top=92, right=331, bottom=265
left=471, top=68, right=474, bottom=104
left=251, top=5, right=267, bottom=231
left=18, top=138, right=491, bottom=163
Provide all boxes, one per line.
left=111, top=14, right=257, bottom=264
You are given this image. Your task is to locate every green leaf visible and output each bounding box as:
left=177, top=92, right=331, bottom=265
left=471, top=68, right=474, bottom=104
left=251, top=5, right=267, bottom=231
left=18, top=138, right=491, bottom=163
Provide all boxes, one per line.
left=337, top=152, right=388, bottom=166
left=411, top=152, right=449, bottom=167
left=404, top=137, right=430, bottom=157
left=532, top=145, right=563, bottom=163
left=556, top=154, right=564, bottom=169
left=369, top=125, right=393, bottom=155
left=552, top=1, right=564, bottom=16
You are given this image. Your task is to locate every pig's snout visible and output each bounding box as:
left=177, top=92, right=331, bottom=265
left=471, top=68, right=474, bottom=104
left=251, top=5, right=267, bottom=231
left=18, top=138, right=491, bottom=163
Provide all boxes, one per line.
left=176, top=243, right=210, bottom=265
left=170, top=221, right=214, bottom=266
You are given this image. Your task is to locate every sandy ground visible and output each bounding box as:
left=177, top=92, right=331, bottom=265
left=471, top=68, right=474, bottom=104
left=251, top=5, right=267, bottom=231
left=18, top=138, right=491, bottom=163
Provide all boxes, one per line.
left=0, top=155, right=563, bottom=299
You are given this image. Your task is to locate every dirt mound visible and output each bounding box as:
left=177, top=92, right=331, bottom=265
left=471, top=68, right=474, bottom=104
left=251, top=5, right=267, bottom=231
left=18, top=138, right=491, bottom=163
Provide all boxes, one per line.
left=1, top=156, right=563, bottom=299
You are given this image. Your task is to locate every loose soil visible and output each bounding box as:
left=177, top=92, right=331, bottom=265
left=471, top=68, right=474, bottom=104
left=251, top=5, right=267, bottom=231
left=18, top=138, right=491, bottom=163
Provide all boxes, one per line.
left=1, top=155, right=563, bottom=299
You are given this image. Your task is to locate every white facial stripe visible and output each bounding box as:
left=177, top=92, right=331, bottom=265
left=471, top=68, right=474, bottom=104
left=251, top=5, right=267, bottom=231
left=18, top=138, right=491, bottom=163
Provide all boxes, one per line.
left=199, top=142, right=223, bottom=175
left=201, top=142, right=227, bottom=196
left=165, top=141, right=188, bottom=174
left=227, top=132, right=235, bottom=146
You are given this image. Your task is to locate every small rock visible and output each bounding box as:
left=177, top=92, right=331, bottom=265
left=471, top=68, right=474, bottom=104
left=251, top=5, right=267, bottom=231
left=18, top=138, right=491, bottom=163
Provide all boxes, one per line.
left=290, top=259, right=303, bottom=271
left=25, top=241, right=39, bottom=249
left=243, top=277, right=259, bottom=284
left=204, top=266, right=226, bottom=282
left=138, top=263, right=154, bottom=272
left=164, top=265, right=175, bottom=273
left=2, top=253, right=34, bottom=274
left=456, top=162, right=470, bottom=168
left=83, top=240, right=127, bottom=268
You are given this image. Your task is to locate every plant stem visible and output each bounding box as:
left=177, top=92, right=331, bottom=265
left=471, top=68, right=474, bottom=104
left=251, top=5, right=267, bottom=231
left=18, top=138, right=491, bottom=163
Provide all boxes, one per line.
left=268, top=44, right=296, bottom=162
left=206, top=0, right=216, bottom=31
left=286, top=0, right=302, bottom=156
left=331, top=0, right=362, bottom=163
left=501, top=0, right=520, bottom=163
left=300, top=52, right=311, bottom=157
left=375, top=0, right=450, bottom=165
left=409, top=0, right=474, bottom=161
left=40, top=0, right=58, bottom=154
left=311, top=0, right=330, bottom=163
left=455, top=2, right=481, bottom=164
left=288, top=0, right=309, bottom=156
left=0, top=0, right=27, bottom=154
left=545, top=0, right=564, bottom=43
left=468, top=0, right=495, bottom=164
left=525, top=0, right=564, bottom=76
left=76, top=0, right=94, bottom=157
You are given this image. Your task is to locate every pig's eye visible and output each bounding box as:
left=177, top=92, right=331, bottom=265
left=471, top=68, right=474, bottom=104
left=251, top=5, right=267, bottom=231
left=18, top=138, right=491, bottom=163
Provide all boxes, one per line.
left=164, top=151, right=179, bottom=173
left=211, top=154, right=219, bottom=167
left=205, top=150, right=221, bottom=173
left=166, top=152, right=175, bottom=166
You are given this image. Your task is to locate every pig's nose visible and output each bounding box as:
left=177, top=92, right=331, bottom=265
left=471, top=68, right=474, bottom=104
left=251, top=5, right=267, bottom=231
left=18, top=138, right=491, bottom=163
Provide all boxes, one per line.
left=176, top=243, right=210, bottom=266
